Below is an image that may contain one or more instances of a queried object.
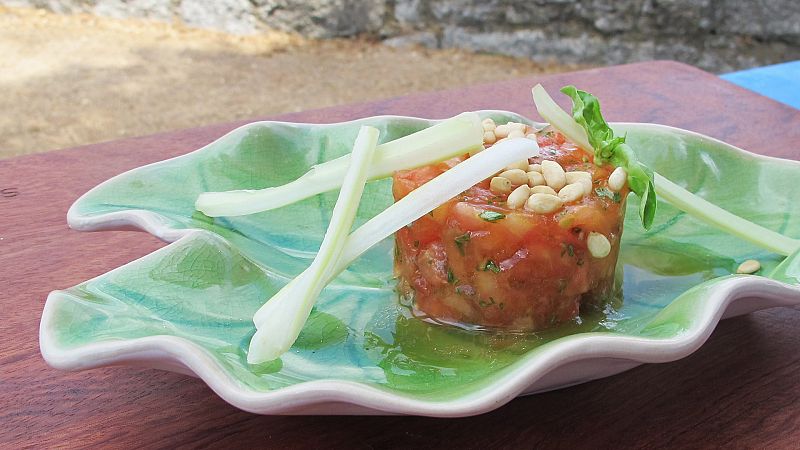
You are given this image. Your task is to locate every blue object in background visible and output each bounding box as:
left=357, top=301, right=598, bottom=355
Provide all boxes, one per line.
left=721, top=60, right=800, bottom=110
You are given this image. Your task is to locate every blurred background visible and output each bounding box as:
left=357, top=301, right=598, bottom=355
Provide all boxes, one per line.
left=2, top=0, right=798, bottom=159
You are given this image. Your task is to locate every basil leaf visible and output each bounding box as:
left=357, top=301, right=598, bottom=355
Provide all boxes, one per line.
left=560, top=85, right=657, bottom=230
left=560, top=86, right=624, bottom=163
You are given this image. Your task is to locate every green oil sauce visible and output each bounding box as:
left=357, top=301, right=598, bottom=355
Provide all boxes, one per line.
left=349, top=235, right=745, bottom=396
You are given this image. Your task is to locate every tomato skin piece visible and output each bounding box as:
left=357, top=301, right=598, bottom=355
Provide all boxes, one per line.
left=393, top=132, right=628, bottom=331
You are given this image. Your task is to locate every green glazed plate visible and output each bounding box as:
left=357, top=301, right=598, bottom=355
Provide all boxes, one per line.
left=40, top=112, right=800, bottom=416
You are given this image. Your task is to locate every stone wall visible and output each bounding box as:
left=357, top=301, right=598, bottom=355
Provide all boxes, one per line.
left=6, top=0, right=800, bottom=72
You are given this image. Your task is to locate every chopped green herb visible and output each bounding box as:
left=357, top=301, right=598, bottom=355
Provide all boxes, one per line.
left=454, top=232, right=471, bottom=255
left=478, top=297, right=497, bottom=308
left=561, top=243, right=575, bottom=257
left=487, top=195, right=504, bottom=205
left=447, top=268, right=458, bottom=284
left=479, top=211, right=505, bottom=222
left=498, top=302, right=505, bottom=310
left=595, top=187, right=622, bottom=203
left=482, top=260, right=501, bottom=273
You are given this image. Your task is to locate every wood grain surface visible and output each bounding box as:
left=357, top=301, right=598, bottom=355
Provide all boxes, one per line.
left=2, top=61, right=799, bottom=448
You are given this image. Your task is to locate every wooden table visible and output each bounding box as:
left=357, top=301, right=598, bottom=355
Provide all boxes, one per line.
left=2, top=61, right=799, bottom=448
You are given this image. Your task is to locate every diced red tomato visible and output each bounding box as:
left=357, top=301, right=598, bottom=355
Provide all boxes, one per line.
left=393, top=132, right=627, bottom=331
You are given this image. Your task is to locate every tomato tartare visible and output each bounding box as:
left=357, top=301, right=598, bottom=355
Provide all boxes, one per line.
left=393, top=119, right=629, bottom=331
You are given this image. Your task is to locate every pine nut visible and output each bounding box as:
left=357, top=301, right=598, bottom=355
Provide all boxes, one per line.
left=499, top=169, right=528, bottom=185
left=495, top=124, right=510, bottom=139
left=490, top=176, right=512, bottom=194
left=528, top=163, right=542, bottom=173
left=541, top=160, right=567, bottom=191
left=527, top=170, right=545, bottom=187
left=608, top=167, right=627, bottom=192
left=508, top=130, right=525, bottom=139
left=736, top=259, right=761, bottom=274
left=504, top=160, right=530, bottom=171
left=483, top=131, right=497, bottom=145
left=587, top=232, right=611, bottom=258
left=508, top=122, right=526, bottom=131
left=506, top=185, right=531, bottom=209
left=558, top=182, right=585, bottom=203
left=530, top=185, right=557, bottom=195
left=482, top=118, right=496, bottom=131
left=526, top=134, right=538, bottom=140
left=566, top=171, right=593, bottom=196
left=525, top=193, right=563, bottom=214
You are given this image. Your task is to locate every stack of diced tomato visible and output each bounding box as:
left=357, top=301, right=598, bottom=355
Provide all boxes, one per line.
left=393, top=132, right=627, bottom=330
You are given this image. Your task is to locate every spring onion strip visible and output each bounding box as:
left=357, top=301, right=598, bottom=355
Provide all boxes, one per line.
left=196, top=112, right=484, bottom=217
left=653, top=174, right=799, bottom=256
left=532, top=84, right=592, bottom=151
left=532, top=84, right=800, bottom=256
left=247, top=125, right=380, bottom=364
left=249, top=138, right=540, bottom=362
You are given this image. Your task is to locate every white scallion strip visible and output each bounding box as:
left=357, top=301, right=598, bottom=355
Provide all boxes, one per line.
left=532, top=83, right=800, bottom=256
left=532, top=84, right=592, bottom=151
left=196, top=112, right=484, bottom=217
left=653, top=174, right=799, bottom=256
left=247, top=125, right=380, bottom=364
left=250, top=138, right=540, bottom=362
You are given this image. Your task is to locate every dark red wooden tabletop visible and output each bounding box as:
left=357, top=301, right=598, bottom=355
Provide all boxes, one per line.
left=2, top=61, right=799, bottom=448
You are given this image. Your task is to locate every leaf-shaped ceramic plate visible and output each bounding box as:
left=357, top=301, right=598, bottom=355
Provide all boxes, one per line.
left=40, top=112, right=800, bottom=416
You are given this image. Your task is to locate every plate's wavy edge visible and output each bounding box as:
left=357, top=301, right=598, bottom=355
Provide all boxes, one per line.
left=40, top=263, right=800, bottom=417
left=64, top=111, right=535, bottom=239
